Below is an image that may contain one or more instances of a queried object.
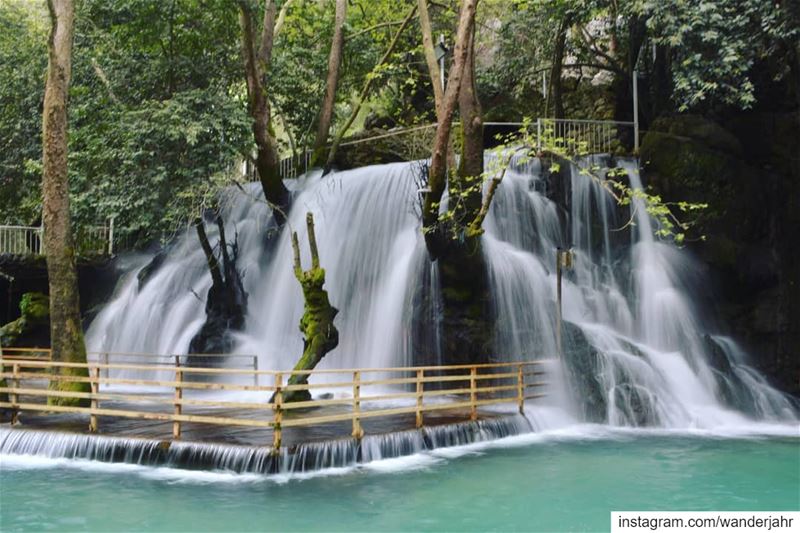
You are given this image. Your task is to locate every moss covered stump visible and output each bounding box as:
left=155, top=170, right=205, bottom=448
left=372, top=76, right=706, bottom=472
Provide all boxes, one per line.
left=279, top=213, right=339, bottom=403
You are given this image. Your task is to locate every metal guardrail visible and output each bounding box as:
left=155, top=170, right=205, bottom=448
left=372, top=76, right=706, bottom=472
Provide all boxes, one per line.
left=535, top=118, right=636, bottom=156
left=0, top=226, right=42, bottom=256
left=0, top=220, right=115, bottom=257
left=0, top=352, right=549, bottom=452
left=258, top=118, right=638, bottom=181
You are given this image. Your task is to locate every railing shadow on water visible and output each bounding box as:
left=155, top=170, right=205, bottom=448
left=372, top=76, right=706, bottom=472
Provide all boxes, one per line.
left=0, top=348, right=549, bottom=452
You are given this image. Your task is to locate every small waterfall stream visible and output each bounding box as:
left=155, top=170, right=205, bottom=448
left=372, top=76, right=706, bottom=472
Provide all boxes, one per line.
left=78, top=154, right=794, bottom=431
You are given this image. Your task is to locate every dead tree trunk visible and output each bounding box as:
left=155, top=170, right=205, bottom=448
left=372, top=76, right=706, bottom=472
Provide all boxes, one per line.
left=42, top=0, right=89, bottom=406
left=279, top=213, right=339, bottom=403
left=310, top=0, right=347, bottom=166
left=189, top=217, right=248, bottom=355
left=239, top=0, right=290, bottom=224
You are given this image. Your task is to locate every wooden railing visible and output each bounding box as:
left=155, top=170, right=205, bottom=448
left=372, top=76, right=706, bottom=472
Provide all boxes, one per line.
left=0, top=348, right=258, bottom=373
left=0, top=355, right=549, bottom=452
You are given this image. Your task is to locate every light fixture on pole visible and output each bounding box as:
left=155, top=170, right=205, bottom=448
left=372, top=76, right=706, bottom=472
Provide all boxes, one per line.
left=556, top=247, right=574, bottom=359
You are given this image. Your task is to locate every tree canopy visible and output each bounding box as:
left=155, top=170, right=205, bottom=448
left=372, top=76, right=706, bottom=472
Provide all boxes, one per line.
left=0, top=0, right=796, bottom=243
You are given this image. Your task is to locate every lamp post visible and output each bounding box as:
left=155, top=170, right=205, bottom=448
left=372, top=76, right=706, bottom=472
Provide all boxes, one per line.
left=434, top=35, right=448, bottom=91
left=556, top=247, right=573, bottom=359
left=633, top=69, right=640, bottom=153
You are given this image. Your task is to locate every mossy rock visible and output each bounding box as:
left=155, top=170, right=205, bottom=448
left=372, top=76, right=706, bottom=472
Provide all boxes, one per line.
left=648, top=115, right=742, bottom=154
left=20, top=292, right=49, bottom=322
left=0, top=292, right=50, bottom=347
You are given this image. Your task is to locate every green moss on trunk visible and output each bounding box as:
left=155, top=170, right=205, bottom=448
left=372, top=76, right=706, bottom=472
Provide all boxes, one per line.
left=279, top=213, right=339, bottom=403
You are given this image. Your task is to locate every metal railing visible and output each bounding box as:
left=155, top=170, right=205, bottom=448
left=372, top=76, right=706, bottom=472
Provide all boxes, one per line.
left=0, top=219, right=114, bottom=257
left=256, top=119, right=638, bottom=181
left=0, top=353, right=549, bottom=452
left=0, top=225, right=42, bottom=256
left=536, top=118, right=636, bottom=156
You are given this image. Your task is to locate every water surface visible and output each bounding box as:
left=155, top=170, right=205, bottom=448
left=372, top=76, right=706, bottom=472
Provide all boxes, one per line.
left=2, top=431, right=798, bottom=532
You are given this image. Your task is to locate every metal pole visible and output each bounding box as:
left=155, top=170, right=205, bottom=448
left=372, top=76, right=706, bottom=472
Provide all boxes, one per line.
left=556, top=248, right=563, bottom=359
left=108, top=216, right=115, bottom=255
left=556, top=248, right=573, bottom=359
left=633, top=69, right=639, bottom=153
left=438, top=34, right=446, bottom=91
left=542, top=71, right=547, bottom=102
left=537, top=118, right=542, bottom=154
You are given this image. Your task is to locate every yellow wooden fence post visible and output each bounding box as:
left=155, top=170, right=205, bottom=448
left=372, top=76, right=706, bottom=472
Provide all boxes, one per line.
left=10, top=363, right=19, bottom=425
left=272, top=372, right=283, bottom=453
left=470, top=366, right=477, bottom=421
left=517, top=363, right=524, bottom=414
left=352, top=371, right=363, bottom=439
left=415, top=369, right=424, bottom=428
left=173, top=356, right=182, bottom=439
left=89, top=366, right=100, bottom=432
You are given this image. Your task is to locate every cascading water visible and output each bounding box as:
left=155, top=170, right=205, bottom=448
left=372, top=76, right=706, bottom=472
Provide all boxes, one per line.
left=84, top=154, right=796, bottom=429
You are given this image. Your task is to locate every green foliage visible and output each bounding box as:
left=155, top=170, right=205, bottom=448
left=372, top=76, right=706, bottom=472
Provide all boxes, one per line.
left=464, top=121, right=707, bottom=245
left=535, top=120, right=707, bottom=244
left=639, top=0, right=798, bottom=111
left=0, top=1, right=47, bottom=224
left=66, top=0, right=250, bottom=244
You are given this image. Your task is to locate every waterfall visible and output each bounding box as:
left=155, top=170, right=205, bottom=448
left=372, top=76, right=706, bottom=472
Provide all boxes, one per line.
left=0, top=416, right=532, bottom=474
left=85, top=155, right=796, bottom=428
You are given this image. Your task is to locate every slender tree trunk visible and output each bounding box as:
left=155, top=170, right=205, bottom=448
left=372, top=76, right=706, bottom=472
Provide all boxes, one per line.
left=548, top=14, right=571, bottom=119
left=195, top=218, right=224, bottom=289
left=311, top=0, right=347, bottom=166
left=418, top=0, right=444, bottom=120
left=42, top=0, right=88, bottom=405
left=239, top=0, right=290, bottom=224
left=418, top=0, right=456, bottom=170
left=453, top=23, right=483, bottom=222
left=421, top=0, right=478, bottom=254
left=324, top=4, right=418, bottom=171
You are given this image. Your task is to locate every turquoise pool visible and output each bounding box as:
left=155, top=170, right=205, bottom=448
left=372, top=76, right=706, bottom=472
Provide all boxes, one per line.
left=1, top=428, right=798, bottom=532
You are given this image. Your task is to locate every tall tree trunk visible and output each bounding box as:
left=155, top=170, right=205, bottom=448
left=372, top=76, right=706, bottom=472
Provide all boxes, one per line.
left=548, top=14, right=571, bottom=119
left=453, top=23, right=483, bottom=223
left=418, top=0, right=456, bottom=170
left=436, top=21, right=494, bottom=366
left=42, top=0, right=88, bottom=406
left=239, top=0, right=290, bottom=224
left=612, top=15, right=646, bottom=149
left=311, top=0, right=347, bottom=166
left=421, top=0, right=478, bottom=256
